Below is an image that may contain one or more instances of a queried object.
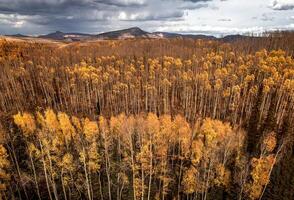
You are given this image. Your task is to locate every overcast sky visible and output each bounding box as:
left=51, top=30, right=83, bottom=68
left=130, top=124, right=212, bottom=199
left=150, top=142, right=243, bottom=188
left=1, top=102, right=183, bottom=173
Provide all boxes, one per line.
left=0, top=0, right=293, bottom=36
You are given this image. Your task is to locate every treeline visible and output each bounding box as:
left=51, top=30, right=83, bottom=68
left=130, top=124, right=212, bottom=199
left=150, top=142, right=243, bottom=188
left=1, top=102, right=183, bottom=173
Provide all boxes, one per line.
left=0, top=109, right=292, bottom=200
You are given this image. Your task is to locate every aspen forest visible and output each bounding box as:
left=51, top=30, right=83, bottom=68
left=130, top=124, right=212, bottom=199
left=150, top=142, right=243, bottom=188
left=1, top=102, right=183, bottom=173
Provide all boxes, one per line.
left=0, top=33, right=294, bottom=200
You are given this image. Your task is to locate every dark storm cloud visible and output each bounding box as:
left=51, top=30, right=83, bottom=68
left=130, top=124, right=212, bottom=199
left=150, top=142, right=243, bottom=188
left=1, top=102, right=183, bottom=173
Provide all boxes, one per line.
left=183, top=0, right=211, bottom=2
left=271, top=0, right=294, bottom=10
left=0, top=0, right=235, bottom=35
left=0, top=0, right=95, bottom=15
left=273, top=4, right=294, bottom=10
left=95, top=0, right=147, bottom=7
left=179, top=3, right=209, bottom=10
left=0, top=0, right=211, bottom=15
left=0, top=0, right=203, bottom=34
left=0, top=0, right=137, bottom=33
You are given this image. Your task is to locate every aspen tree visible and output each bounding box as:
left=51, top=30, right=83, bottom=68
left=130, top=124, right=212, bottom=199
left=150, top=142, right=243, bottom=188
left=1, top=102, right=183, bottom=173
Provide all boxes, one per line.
left=110, top=114, right=129, bottom=200
left=99, top=116, right=112, bottom=200
left=35, top=111, right=54, bottom=200
left=145, top=113, right=160, bottom=200
left=58, top=112, right=76, bottom=148
left=13, top=112, right=39, bottom=199
left=122, top=115, right=137, bottom=200
left=173, top=115, right=192, bottom=199
left=43, top=109, right=61, bottom=200
left=58, top=153, right=75, bottom=200
left=157, top=115, right=172, bottom=200
left=81, top=118, right=99, bottom=200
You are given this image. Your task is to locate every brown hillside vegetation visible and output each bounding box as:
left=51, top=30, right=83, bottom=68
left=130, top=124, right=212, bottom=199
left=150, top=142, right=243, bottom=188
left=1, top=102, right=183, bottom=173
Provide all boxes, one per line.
left=0, top=32, right=294, bottom=200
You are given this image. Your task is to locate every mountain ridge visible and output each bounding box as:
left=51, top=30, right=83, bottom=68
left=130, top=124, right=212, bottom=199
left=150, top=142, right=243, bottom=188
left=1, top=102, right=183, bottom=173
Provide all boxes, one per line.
left=5, top=27, right=253, bottom=42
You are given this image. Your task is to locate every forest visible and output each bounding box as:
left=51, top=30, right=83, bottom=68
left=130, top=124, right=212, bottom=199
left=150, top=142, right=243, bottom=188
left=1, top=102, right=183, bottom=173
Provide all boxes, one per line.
left=0, top=33, right=294, bottom=200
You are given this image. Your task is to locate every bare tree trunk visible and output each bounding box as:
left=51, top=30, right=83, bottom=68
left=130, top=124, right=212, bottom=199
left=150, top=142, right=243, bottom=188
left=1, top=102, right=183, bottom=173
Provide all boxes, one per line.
left=177, top=160, right=183, bottom=200
left=29, top=152, right=41, bottom=200
left=147, top=149, right=152, bottom=200
left=98, top=172, right=104, bottom=200
left=82, top=147, right=92, bottom=200
left=61, top=170, right=68, bottom=200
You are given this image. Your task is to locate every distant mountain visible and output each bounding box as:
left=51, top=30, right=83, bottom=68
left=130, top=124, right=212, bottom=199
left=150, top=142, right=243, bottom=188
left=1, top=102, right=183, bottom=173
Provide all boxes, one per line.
left=5, top=27, right=258, bottom=42
left=222, top=34, right=256, bottom=42
left=96, top=27, right=153, bottom=39
left=153, top=32, right=216, bottom=40
left=38, top=31, right=93, bottom=41
left=96, top=27, right=218, bottom=40
left=6, top=33, right=30, bottom=38
left=152, top=32, right=182, bottom=38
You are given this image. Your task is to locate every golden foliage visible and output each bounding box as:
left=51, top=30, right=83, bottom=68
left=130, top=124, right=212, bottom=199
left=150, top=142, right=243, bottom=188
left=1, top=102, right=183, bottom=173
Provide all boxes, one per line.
left=262, top=132, right=277, bottom=153
left=58, top=112, right=76, bottom=141
left=13, top=112, right=36, bottom=136
left=83, top=118, right=99, bottom=142
left=246, top=155, right=275, bottom=199
left=182, top=166, right=199, bottom=194
left=44, top=108, right=60, bottom=132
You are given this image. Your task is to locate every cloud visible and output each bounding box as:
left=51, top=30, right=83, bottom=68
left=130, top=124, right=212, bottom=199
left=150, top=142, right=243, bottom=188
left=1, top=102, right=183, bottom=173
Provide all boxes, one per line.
left=156, top=23, right=294, bottom=37
left=156, top=24, right=264, bottom=35
left=0, top=0, right=90, bottom=15
left=271, top=0, right=294, bottom=10
left=0, top=0, right=209, bottom=26
left=0, top=13, right=28, bottom=28
left=218, top=18, right=231, bottom=22
left=179, top=3, right=209, bottom=10
left=183, top=0, right=212, bottom=2
left=261, top=13, right=275, bottom=21
left=95, top=0, right=147, bottom=7
left=0, top=0, right=139, bottom=33
left=118, top=10, right=184, bottom=21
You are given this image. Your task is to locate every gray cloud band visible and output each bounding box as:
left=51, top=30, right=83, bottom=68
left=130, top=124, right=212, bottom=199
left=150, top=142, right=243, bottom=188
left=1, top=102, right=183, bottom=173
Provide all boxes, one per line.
left=0, top=0, right=210, bottom=34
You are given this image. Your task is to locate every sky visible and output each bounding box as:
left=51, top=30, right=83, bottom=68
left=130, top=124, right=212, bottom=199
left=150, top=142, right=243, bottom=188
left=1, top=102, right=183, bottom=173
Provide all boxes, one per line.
left=0, top=0, right=293, bottom=36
